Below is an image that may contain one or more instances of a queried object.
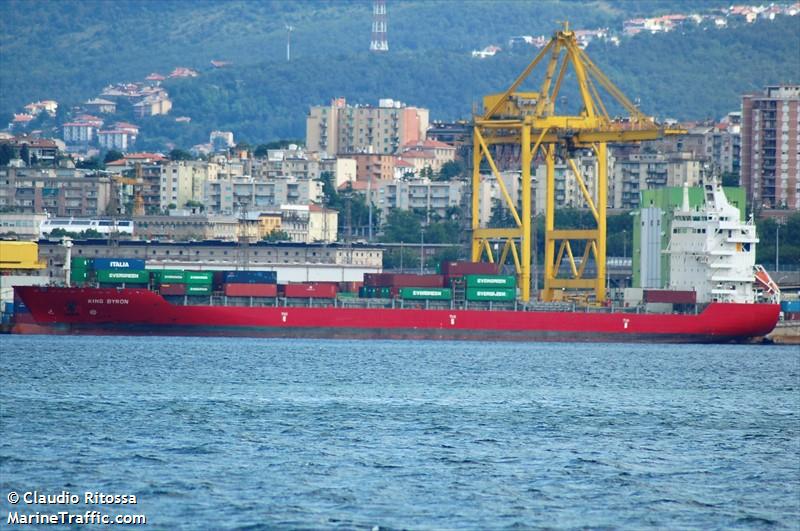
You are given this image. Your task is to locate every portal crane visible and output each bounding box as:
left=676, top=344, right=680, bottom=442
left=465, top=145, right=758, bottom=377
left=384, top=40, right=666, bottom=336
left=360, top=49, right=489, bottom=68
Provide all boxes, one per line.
left=471, top=23, right=684, bottom=302
left=110, top=162, right=145, bottom=216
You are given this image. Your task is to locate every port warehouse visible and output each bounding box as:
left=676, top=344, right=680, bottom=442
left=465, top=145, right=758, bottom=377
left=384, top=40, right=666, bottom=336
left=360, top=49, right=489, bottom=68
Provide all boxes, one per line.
left=33, top=239, right=384, bottom=282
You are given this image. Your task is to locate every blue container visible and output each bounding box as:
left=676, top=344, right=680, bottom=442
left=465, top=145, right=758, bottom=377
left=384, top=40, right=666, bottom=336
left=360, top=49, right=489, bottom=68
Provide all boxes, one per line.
left=93, top=258, right=146, bottom=270
left=224, top=271, right=277, bottom=284
left=781, top=300, right=800, bottom=313
left=13, top=297, right=29, bottom=314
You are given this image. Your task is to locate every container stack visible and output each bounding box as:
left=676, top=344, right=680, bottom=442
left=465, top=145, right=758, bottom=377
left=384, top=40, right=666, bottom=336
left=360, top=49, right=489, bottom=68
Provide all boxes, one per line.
left=223, top=271, right=278, bottom=298
left=151, top=270, right=187, bottom=295
left=360, top=273, right=445, bottom=299
left=70, top=257, right=91, bottom=285
left=94, top=258, right=148, bottom=287
left=464, top=274, right=517, bottom=302
left=184, top=271, right=213, bottom=296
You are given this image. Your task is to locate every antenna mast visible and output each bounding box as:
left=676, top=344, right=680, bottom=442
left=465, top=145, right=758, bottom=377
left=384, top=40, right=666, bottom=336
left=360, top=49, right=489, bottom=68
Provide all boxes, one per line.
left=285, top=24, right=294, bottom=62
left=370, top=0, right=388, bottom=52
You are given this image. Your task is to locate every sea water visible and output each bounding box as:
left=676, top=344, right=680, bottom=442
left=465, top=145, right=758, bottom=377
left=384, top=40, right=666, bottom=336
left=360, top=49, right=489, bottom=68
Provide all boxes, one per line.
left=1, top=336, right=798, bottom=529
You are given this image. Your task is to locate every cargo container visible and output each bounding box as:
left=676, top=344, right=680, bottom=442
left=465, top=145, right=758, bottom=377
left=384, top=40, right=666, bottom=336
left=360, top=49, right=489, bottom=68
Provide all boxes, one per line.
left=96, top=269, right=149, bottom=284
left=464, top=274, right=516, bottom=288
left=466, top=287, right=516, bottom=301
left=340, top=281, right=363, bottom=293
left=186, top=284, right=212, bottom=295
left=399, top=287, right=452, bottom=300
left=338, top=292, right=358, bottom=299
left=643, top=289, right=696, bottom=304
left=70, top=270, right=88, bottom=283
left=284, top=283, right=338, bottom=298
left=224, top=271, right=277, bottom=284
left=441, top=261, right=499, bottom=277
left=359, top=286, right=392, bottom=298
left=159, top=283, right=187, bottom=296
left=71, top=257, right=92, bottom=269
left=93, top=258, right=146, bottom=270
left=152, top=270, right=186, bottom=283
left=224, top=283, right=277, bottom=297
left=781, top=300, right=800, bottom=313
left=364, top=273, right=444, bottom=288
left=184, top=271, right=213, bottom=284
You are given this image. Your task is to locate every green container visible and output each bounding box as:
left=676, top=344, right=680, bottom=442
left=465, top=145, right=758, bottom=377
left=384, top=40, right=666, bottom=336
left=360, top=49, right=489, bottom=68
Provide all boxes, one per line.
left=71, top=257, right=91, bottom=269
left=186, top=284, right=211, bottom=295
left=338, top=292, right=358, bottom=298
left=184, top=271, right=212, bottom=284
left=152, top=270, right=186, bottom=283
left=96, top=269, right=149, bottom=284
left=399, top=287, right=452, bottom=300
left=465, top=274, right=517, bottom=288
left=466, top=287, right=516, bottom=301
left=70, top=270, right=88, bottom=282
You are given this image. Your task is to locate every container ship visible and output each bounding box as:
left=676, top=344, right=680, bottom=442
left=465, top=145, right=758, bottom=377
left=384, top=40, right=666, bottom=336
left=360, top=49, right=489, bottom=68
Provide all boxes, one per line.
left=9, top=182, right=782, bottom=343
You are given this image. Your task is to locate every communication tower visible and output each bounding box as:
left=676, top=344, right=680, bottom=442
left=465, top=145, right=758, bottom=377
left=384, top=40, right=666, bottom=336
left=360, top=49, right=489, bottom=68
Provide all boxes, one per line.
left=370, top=0, right=388, bottom=52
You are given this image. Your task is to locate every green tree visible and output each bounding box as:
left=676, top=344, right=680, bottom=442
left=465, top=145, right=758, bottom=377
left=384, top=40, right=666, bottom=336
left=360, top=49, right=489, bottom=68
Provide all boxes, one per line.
left=169, top=148, right=193, bottom=161
left=381, top=209, right=423, bottom=243
left=721, top=171, right=739, bottom=187
left=185, top=200, right=205, bottom=212
left=254, top=144, right=270, bottom=158
left=76, top=157, right=103, bottom=170
left=262, top=229, right=291, bottom=242
left=0, top=144, right=13, bottom=166
left=320, top=171, right=341, bottom=208
left=437, top=160, right=464, bottom=181
left=19, top=144, right=29, bottom=164
left=104, top=149, right=124, bottom=164
left=489, top=199, right=516, bottom=228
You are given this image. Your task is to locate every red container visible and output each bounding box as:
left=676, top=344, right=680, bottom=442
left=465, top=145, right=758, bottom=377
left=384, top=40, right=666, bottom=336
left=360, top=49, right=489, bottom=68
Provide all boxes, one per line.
left=224, top=283, right=277, bottom=297
left=441, top=261, right=499, bottom=277
left=159, top=283, right=186, bottom=296
left=363, top=273, right=443, bottom=288
left=284, top=283, right=338, bottom=298
left=643, top=289, right=696, bottom=304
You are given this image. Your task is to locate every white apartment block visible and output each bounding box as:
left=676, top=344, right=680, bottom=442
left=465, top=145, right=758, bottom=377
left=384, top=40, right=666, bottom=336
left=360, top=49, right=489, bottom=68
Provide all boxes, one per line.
left=280, top=204, right=338, bottom=243
left=204, top=176, right=324, bottom=215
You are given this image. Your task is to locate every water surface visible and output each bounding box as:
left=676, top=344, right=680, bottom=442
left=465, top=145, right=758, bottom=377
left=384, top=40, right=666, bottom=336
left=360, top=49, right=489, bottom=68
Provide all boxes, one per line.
left=1, top=336, right=798, bottom=529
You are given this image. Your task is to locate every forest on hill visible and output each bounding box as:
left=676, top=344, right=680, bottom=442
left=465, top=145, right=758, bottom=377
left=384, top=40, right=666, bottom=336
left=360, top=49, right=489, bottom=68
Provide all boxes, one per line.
left=2, top=0, right=797, bottom=149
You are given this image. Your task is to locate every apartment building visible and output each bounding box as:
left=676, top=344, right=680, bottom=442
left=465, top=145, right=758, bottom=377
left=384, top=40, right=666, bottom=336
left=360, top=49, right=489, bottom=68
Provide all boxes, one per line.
left=160, top=160, right=220, bottom=210
left=610, top=152, right=703, bottom=210
left=741, top=85, right=800, bottom=210
left=280, top=204, right=339, bottom=243
left=375, top=179, right=465, bottom=222
left=306, top=97, right=429, bottom=155
left=0, top=167, right=111, bottom=216
left=204, top=175, right=323, bottom=215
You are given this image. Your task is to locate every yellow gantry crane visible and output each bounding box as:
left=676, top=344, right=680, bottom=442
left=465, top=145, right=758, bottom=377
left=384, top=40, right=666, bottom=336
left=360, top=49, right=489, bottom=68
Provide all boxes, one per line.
left=471, top=23, right=683, bottom=303
left=110, top=162, right=145, bottom=216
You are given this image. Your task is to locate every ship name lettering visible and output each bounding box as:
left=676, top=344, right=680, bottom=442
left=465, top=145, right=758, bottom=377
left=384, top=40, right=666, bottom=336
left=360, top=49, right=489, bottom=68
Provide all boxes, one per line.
left=105, top=299, right=129, bottom=305
left=88, top=299, right=104, bottom=304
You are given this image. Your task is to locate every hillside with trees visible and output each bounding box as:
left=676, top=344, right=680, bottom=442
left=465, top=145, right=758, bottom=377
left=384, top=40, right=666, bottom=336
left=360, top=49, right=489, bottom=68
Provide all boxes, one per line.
left=2, top=1, right=797, bottom=149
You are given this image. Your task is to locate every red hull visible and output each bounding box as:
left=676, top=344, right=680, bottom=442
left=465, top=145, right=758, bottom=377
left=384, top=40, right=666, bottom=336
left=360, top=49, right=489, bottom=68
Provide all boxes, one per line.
left=12, top=286, right=780, bottom=343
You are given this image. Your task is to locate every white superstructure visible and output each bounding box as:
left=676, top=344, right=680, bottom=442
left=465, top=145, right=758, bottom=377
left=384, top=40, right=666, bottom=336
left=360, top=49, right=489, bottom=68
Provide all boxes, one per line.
left=666, top=180, right=758, bottom=304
